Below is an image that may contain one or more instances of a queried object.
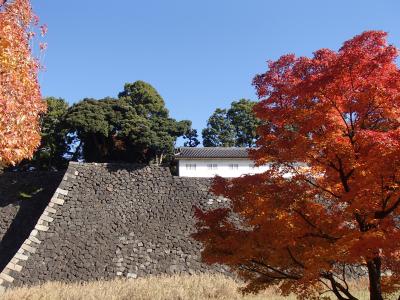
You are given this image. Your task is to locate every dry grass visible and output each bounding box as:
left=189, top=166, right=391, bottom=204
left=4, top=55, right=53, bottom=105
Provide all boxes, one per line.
left=2, top=274, right=373, bottom=300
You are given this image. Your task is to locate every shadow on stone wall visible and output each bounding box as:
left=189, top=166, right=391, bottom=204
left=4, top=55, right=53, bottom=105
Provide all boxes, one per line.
left=0, top=172, right=64, bottom=271
left=7, top=163, right=233, bottom=286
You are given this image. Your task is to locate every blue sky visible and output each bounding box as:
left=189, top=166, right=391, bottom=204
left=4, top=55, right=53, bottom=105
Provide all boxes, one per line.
left=32, top=0, right=400, bottom=139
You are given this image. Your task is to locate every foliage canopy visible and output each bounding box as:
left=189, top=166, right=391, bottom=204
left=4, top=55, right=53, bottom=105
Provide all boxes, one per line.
left=14, top=97, right=69, bottom=170
left=65, top=81, right=191, bottom=164
left=194, top=31, right=400, bottom=300
left=0, top=0, right=46, bottom=166
left=202, top=99, right=259, bottom=147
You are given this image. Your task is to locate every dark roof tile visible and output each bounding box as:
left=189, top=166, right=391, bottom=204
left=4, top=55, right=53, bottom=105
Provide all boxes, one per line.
left=175, top=147, right=249, bottom=159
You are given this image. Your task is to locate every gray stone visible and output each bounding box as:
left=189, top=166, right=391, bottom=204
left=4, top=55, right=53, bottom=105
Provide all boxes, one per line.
left=14, top=253, right=28, bottom=260
left=40, top=215, right=54, bottom=223
left=28, top=236, right=41, bottom=244
left=35, top=224, right=49, bottom=232
left=51, top=198, right=65, bottom=205
left=45, top=206, right=57, bottom=214
left=56, top=188, right=68, bottom=196
left=21, top=243, right=36, bottom=254
left=0, top=162, right=229, bottom=288
left=127, top=273, right=137, bottom=279
left=6, top=262, right=22, bottom=272
left=0, top=273, right=14, bottom=283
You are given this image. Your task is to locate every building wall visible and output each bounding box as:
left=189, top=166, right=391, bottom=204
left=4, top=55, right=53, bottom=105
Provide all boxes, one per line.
left=178, top=159, right=269, bottom=178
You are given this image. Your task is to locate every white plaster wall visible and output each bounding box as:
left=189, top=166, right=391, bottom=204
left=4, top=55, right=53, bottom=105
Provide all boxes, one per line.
left=178, top=159, right=269, bottom=178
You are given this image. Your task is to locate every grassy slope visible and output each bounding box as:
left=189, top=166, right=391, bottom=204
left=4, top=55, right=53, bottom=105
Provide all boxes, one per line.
left=2, top=274, right=372, bottom=300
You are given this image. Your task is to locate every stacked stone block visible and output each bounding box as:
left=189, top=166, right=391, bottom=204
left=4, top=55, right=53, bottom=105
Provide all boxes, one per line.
left=0, top=162, right=230, bottom=290
left=0, top=175, right=70, bottom=292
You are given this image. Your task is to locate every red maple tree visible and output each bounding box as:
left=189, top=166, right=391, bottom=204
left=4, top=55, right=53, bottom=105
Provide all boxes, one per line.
left=0, top=0, right=46, bottom=166
left=194, top=31, right=400, bottom=300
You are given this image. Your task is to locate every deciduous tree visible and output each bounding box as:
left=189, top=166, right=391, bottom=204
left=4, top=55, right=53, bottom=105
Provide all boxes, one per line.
left=194, top=31, right=400, bottom=300
left=0, top=0, right=46, bottom=166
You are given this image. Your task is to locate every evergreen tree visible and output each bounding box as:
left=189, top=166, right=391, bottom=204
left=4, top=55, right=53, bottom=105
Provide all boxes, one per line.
left=202, top=108, right=235, bottom=147
left=14, top=97, right=69, bottom=170
left=202, top=99, right=259, bottom=147
left=227, top=99, right=259, bottom=147
left=183, top=129, right=200, bottom=147
left=66, top=81, right=191, bottom=164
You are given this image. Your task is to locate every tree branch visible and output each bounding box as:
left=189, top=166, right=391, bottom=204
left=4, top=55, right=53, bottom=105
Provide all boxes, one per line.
left=249, top=260, right=302, bottom=280
left=294, top=209, right=340, bottom=241
left=335, top=154, right=353, bottom=193
left=323, top=273, right=358, bottom=300
left=302, top=177, right=341, bottom=199
left=287, top=247, right=306, bottom=269
left=374, top=197, right=400, bottom=219
left=301, top=232, right=340, bottom=241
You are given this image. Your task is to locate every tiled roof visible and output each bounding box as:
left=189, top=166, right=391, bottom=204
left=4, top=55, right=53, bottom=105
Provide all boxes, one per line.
left=175, top=147, right=249, bottom=159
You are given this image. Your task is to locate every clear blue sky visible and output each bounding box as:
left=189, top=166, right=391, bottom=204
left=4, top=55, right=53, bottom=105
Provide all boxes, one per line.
left=32, top=0, right=400, bottom=139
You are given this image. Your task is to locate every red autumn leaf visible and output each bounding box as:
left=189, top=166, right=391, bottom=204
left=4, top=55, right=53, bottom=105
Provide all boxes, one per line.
left=194, top=31, right=400, bottom=300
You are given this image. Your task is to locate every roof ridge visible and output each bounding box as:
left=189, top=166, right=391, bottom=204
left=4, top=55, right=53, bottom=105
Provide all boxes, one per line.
left=178, top=147, right=249, bottom=149
left=176, top=147, right=250, bottom=159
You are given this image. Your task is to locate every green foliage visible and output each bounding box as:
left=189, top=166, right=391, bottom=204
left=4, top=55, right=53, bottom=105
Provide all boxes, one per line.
left=227, top=99, right=259, bottom=147
left=202, top=99, right=259, bottom=147
left=14, top=97, right=69, bottom=170
left=39, top=97, right=70, bottom=168
left=9, top=81, right=194, bottom=168
left=64, top=97, right=118, bottom=162
left=202, top=109, right=235, bottom=147
left=183, top=129, right=200, bottom=147
left=118, top=81, right=169, bottom=118
left=66, top=81, right=191, bottom=164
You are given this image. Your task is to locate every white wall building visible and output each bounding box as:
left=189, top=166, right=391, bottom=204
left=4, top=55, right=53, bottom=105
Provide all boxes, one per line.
left=175, top=147, right=269, bottom=178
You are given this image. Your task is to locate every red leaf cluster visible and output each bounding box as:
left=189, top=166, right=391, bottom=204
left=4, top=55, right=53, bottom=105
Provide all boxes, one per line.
left=193, top=31, right=400, bottom=299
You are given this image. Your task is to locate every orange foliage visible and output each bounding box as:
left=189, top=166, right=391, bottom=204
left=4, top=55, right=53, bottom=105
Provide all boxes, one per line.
left=194, top=31, right=400, bottom=300
left=0, top=0, right=46, bottom=166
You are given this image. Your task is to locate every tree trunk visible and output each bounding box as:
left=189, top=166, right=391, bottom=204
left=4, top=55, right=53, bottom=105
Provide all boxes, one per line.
left=326, top=274, right=358, bottom=300
left=71, top=140, right=82, bottom=161
left=154, top=152, right=164, bottom=165
left=367, top=257, right=383, bottom=300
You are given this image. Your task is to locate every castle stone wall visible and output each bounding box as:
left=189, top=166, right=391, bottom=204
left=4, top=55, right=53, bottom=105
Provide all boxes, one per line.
left=0, top=162, right=228, bottom=290
left=0, top=171, right=63, bottom=273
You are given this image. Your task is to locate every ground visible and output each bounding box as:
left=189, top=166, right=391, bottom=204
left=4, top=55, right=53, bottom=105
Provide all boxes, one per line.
left=2, top=274, right=372, bottom=300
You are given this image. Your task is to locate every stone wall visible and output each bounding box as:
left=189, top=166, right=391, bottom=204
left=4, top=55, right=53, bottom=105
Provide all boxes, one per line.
left=0, top=171, right=64, bottom=273
left=0, top=162, right=229, bottom=290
